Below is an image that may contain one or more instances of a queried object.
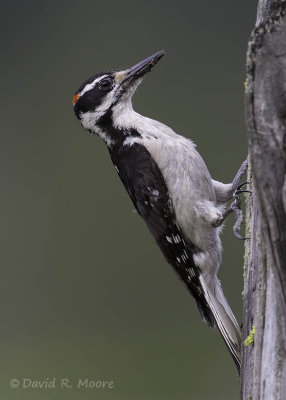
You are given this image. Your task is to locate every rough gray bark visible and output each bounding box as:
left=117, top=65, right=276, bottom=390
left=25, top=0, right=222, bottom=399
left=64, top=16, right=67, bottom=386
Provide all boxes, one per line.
left=241, top=1, right=286, bottom=399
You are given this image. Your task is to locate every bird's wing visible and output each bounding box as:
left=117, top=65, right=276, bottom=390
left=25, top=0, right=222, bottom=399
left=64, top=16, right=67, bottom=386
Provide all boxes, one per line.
left=109, top=142, right=214, bottom=326
left=109, top=142, right=241, bottom=370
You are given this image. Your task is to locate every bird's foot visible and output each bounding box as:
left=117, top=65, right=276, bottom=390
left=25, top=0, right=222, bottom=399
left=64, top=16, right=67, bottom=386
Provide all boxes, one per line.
left=230, top=181, right=251, bottom=240
left=213, top=182, right=251, bottom=238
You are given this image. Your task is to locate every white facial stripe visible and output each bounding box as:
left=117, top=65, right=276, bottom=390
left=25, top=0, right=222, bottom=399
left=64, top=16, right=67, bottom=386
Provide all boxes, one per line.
left=80, top=75, right=108, bottom=97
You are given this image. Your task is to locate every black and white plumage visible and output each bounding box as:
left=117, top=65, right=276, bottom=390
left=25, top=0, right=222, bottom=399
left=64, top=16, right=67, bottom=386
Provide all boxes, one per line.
left=73, top=51, right=247, bottom=369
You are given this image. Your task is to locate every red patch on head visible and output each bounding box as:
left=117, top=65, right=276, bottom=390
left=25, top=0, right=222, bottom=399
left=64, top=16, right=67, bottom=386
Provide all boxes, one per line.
left=73, top=93, right=80, bottom=105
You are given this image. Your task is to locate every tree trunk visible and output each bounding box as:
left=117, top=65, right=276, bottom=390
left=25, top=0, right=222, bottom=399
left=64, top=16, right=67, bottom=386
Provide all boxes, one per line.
left=241, top=1, right=286, bottom=399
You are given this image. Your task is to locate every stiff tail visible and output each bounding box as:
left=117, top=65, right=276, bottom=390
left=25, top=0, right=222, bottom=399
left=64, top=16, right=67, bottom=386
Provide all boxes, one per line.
left=199, top=276, right=242, bottom=370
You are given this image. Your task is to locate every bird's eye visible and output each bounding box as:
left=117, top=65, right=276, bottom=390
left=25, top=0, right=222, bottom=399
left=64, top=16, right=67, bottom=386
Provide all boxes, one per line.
left=99, top=78, right=113, bottom=89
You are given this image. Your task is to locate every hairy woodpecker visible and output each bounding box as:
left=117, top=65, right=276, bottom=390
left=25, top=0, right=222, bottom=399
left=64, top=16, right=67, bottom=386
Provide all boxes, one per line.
left=73, top=51, right=247, bottom=369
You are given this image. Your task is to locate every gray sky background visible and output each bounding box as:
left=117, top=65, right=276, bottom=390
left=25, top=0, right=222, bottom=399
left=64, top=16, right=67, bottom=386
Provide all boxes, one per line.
left=1, top=1, right=257, bottom=399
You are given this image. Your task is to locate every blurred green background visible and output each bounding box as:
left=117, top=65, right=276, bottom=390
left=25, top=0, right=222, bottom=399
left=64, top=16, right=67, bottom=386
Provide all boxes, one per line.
left=1, top=1, right=257, bottom=399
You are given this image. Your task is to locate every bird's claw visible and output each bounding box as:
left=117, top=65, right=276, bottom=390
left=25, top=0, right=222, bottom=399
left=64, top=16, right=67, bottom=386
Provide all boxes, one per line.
left=233, top=181, right=251, bottom=199
left=236, top=181, right=250, bottom=191
left=235, top=189, right=252, bottom=195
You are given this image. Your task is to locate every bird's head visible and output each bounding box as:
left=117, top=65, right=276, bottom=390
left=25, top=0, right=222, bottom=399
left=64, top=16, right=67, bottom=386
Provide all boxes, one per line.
left=73, top=51, right=165, bottom=132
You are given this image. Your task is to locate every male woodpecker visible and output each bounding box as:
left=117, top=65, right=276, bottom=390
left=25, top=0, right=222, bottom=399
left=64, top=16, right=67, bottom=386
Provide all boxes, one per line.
left=73, top=51, right=247, bottom=370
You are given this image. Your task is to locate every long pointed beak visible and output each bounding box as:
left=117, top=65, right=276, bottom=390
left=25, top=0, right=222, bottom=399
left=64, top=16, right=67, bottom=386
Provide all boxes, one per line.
left=124, top=50, right=165, bottom=81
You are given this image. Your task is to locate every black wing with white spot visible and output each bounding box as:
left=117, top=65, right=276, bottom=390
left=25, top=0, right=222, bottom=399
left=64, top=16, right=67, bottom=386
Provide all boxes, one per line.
left=109, top=142, right=215, bottom=326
